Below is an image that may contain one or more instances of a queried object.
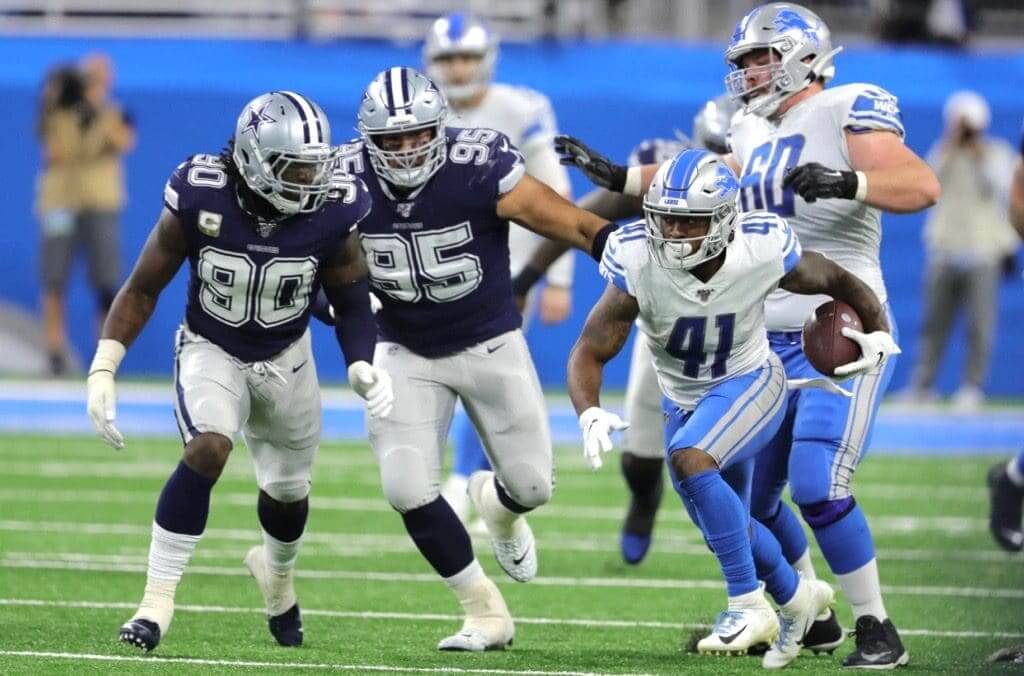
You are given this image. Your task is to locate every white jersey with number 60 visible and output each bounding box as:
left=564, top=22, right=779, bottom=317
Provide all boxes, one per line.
left=729, top=83, right=904, bottom=331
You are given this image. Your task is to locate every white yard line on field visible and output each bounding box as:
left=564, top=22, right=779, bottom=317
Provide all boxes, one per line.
left=1, top=598, right=1022, bottom=640
left=2, top=555, right=1022, bottom=600
left=0, top=650, right=632, bottom=676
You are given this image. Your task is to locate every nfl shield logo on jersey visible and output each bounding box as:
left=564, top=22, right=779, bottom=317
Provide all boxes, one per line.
left=396, top=202, right=415, bottom=218
left=698, top=288, right=713, bottom=302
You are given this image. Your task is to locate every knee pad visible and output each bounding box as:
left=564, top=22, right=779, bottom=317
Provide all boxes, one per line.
left=798, top=496, right=856, bottom=529
left=378, top=446, right=438, bottom=513
left=260, top=479, right=310, bottom=505
left=496, top=462, right=552, bottom=510
left=257, top=489, right=308, bottom=542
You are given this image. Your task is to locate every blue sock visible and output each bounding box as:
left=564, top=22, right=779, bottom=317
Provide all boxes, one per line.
left=750, top=519, right=798, bottom=605
left=681, top=469, right=758, bottom=597
left=452, top=412, right=492, bottom=477
left=804, top=499, right=875, bottom=575
left=1014, top=449, right=1024, bottom=478
left=762, top=501, right=810, bottom=565
left=154, top=461, right=216, bottom=535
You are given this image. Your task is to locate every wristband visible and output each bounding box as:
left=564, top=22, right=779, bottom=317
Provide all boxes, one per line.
left=854, top=171, right=868, bottom=202
left=623, top=166, right=643, bottom=197
left=512, top=265, right=543, bottom=296
left=89, top=339, right=126, bottom=375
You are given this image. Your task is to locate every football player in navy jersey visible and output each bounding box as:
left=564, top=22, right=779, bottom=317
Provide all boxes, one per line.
left=340, top=67, right=613, bottom=652
left=85, top=91, right=393, bottom=653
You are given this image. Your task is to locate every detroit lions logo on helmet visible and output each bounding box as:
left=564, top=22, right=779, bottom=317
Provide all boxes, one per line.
left=710, top=166, right=740, bottom=197
left=773, top=8, right=822, bottom=47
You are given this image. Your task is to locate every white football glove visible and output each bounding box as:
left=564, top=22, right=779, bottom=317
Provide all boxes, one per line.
left=834, top=327, right=902, bottom=379
left=86, top=339, right=127, bottom=450
left=578, top=406, right=630, bottom=470
left=348, top=360, right=394, bottom=419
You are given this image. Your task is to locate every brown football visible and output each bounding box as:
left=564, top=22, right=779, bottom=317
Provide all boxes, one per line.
left=802, top=300, right=863, bottom=376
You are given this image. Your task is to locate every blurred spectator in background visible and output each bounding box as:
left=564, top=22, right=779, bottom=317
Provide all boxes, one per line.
left=35, top=53, right=134, bottom=375
left=905, top=91, right=1019, bottom=411
left=872, top=0, right=977, bottom=46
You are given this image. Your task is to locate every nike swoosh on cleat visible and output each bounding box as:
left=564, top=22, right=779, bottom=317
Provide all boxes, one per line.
left=512, top=543, right=532, bottom=566
left=719, top=625, right=748, bottom=645
left=487, top=343, right=506, bottom=354
left=292, top=360, right=308, bottom=373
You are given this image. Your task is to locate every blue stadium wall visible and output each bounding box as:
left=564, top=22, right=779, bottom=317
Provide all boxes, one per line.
left=1, top=37, right=1022, bottom=394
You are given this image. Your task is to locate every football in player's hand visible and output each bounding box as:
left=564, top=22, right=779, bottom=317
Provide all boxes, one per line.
left=802, top=300, right=863, bottom=376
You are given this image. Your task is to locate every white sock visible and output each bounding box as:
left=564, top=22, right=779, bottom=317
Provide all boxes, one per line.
left=791, top=549, right=817, bottom=580
left=835, top=558, right=888, bottom=620
left=1007, top=458, right=1024, bottom=488
left=444, top=560, right=509, bottom=622
left=778, top=576, right=810, bottom=619
left=441, top=474, right=471, bottom=523
left=136, top=522, right=202, bottom=633
left=262, top=530, right=301, bottom=574
left=728, top=585, right=768, bottom=611
left=476, top=472, right=519, bottom=538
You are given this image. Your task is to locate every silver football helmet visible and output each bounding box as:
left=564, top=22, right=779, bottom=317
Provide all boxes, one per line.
left=692, top=94, right=737, bottom=154
left=423, top=12, right=497, bottom=103
left=232, top=91, right=339, bottom=216
left=643, top=149, right=740, bottom=270
left=725, top=3, right=841, bottom=117
left=358, top=67, right=448, bottom=189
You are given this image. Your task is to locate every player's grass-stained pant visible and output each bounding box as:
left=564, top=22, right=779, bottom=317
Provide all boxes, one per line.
left=368, top=329, right=553, bottom=514
left=172, top=324, right=321, bottom=503
left=622, top=337, right=665, bottom=460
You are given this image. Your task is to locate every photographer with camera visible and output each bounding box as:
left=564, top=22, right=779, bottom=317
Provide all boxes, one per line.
left=35, top=54, right=135, bottom=375
left=904, top=90, right=1019, bottom=411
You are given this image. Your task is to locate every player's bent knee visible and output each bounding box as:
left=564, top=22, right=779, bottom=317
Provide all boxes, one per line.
left=378, top=446, right=438, bottom=513
left=261, top=480, right=310, bottom=505
left=498, top=463, right=552, bottom=510
left=183, top=433, right=233, bottom=480
left=669, top=447, right=718, bottom=480
left=798, top=496, right=857, bottom=529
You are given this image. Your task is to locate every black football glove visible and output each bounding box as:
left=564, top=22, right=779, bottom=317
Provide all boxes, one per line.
left=782, top=162, right=858, bottom=203
left=554, top=135, right=628, bottom=193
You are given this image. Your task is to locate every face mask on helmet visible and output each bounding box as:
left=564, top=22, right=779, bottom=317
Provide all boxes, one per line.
left=359, top=68, right=449, bottom=190
left=643, top=150, right=740, bottom=270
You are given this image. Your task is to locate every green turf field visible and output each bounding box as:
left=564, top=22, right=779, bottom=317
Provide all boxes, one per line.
left=1, top=433, right=1021, bottom=674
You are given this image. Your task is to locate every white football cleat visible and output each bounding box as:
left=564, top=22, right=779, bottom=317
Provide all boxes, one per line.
left=763, top=578, right=836, bottom=669
left=698, top=603, right=779, bottom=656
left=437, top=576, right=514, bottom=652
left=468, top=471, right=537, bottom=582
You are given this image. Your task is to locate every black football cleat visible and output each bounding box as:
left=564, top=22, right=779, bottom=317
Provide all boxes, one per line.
left=119, top=618, right=161, bottom=652
left=987, top=462, right=1024, bottom=552
left=268, top=603, right=303, bottom=647
left=842, top=616, right=909, bottom=669
left=804, top=608, right=844, bottom=654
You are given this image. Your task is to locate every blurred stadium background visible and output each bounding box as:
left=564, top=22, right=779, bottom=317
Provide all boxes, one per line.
left=1, top=1, right=1023, bottom=673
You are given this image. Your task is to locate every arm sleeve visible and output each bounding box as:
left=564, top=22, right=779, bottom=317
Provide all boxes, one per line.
left=323, top=277, right=376, bottom=367
left=843, top=86, right=906, bottom=140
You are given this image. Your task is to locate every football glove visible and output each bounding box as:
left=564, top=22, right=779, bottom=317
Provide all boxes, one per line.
left=578, top=406, right=630, bottom=470
left=555, top=135, right=628, bottom=193
left=86, top=339, right=127, bottom=450
left=348, top=360, right=394, bottom=419
left=782, top=162, right=858, bottom=203
left=834, top=327, right=902, bottom=379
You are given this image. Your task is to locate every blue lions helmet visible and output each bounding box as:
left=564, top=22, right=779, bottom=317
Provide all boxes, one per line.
left=692, top=93, right=737, bottom=154
left=643, top=149, right=740, bottom=270
left=627, top=133, right=692, bottom=167
left=725, top=3, right=840, bottom=117
left=423, top=12, right=498, bottom=104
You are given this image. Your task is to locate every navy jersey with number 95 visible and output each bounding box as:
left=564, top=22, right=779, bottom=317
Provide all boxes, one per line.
left=341, top=127, right=526, bottom=357
left=163, top=154, right=372, bottom=362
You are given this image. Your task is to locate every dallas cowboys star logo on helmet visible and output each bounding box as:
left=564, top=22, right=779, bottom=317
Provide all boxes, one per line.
left=243, top=103, right=276, bottom=142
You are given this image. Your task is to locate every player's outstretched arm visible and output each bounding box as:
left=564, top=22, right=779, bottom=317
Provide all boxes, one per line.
left=87, top=208, right=188, bottom=449
left=319, top=232, right=393, bottom=419
left=567, top=282, right=637, bottom=469
left=554, top=135, right=658, bottom=197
